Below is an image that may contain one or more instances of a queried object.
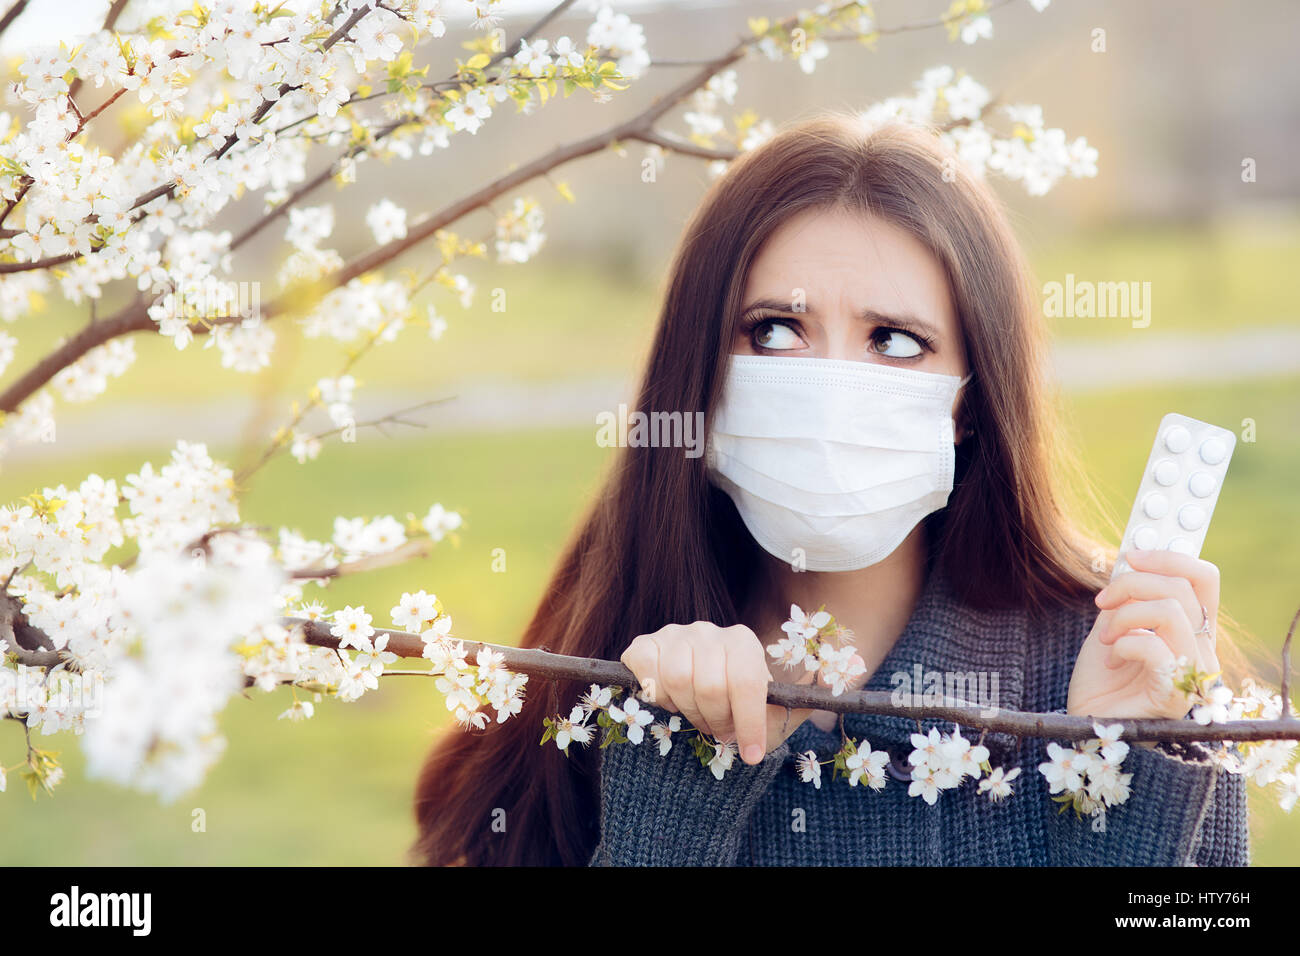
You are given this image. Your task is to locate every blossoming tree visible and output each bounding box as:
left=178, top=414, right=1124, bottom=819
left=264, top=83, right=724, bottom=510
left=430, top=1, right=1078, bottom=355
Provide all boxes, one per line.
left=1, top=0, right=1296, bottom=836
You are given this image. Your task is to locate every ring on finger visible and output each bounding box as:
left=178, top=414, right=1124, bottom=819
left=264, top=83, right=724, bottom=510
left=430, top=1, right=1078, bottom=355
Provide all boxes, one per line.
left=1194, top=604, right=1214, bottom=642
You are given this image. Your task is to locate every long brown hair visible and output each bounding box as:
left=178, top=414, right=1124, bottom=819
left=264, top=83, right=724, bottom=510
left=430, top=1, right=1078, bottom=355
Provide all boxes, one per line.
left=409, top=112, right=1247, bottom=866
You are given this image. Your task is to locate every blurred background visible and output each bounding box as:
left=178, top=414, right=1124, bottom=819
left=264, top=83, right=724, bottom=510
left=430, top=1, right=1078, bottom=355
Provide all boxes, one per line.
left=1, top=0, right=1297, bottom=864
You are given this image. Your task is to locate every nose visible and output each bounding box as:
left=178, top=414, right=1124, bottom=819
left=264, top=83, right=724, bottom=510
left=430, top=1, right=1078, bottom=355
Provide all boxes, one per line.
left=821, top=321, right=863, bottom=362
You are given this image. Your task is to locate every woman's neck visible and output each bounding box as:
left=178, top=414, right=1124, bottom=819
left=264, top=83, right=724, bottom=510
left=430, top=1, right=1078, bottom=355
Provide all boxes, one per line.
left=750, top=523, right=929, bottom=681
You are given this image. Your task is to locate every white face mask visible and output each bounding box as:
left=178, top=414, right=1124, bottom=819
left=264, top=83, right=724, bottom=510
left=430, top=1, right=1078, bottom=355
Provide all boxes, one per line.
left=705, top=354, right=972, bottom=572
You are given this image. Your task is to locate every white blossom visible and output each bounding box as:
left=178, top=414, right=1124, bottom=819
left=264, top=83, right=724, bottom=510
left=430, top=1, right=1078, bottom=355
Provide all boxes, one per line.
left=366, top=199, right=408, bottom=245
left=960, top=16, right=993, bottom=44
left=555, top=706, right=594, bottom=751
left=330, top=605, right=375, bottom=653
left=607, top=696, right=654, bottom=744
left=708, top=738, right=737, bottom=779
left=796, top=750, right=823, bottom=788
left=846, top=744, right=889, bottom=789
left=797, top=39, right=829, bottom=74
left=650, top=715, right=682, bottom=755
left=978, top=766, right=1021, bottom=802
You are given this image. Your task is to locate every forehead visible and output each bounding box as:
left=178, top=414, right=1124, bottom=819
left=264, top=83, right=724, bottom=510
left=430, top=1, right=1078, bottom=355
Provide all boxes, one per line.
left=741, top=205, right=957, bottom=329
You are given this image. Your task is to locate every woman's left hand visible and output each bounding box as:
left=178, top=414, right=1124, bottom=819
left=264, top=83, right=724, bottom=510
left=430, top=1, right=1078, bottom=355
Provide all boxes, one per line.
left=1067, top=548, right=1221, bottom=720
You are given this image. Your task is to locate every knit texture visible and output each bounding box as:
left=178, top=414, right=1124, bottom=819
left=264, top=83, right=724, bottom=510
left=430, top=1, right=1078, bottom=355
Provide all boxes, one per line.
left=588, top=562, right=1251, bottom=866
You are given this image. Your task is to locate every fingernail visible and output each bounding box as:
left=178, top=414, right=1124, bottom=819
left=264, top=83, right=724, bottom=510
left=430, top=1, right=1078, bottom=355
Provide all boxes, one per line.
left=1095, top=587, right=1108, bottom=605
left=743, top=745, right=763, bottom=764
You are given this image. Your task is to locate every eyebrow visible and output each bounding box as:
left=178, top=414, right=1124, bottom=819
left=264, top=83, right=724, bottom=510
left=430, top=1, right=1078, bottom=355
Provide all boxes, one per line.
left=739, top=297, right=943, bottom=342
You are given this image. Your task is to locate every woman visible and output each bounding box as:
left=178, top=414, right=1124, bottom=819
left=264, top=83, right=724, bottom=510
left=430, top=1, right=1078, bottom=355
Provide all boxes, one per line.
left=411, top=112, right=1251, bottom=866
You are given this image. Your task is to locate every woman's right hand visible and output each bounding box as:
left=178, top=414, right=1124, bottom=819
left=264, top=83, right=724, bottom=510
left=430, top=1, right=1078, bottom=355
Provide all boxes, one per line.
left=620, top=621, right=867, bottom=766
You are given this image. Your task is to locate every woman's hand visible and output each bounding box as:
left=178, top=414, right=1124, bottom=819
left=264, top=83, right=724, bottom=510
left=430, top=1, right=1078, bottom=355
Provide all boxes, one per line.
left=1067, top=548, right=1222, bottom=721
left=621, top=621, right=868, bottom=765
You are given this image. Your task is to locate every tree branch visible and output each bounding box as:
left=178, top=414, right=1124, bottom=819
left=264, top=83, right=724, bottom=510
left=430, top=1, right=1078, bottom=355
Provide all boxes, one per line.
left=0, top=591, right=62, bottom=668
left=631, top=128, right=738, bottom=161
left=278, top=617, right=1300, bottom=747
left=0, top=0, right=28, bottom=39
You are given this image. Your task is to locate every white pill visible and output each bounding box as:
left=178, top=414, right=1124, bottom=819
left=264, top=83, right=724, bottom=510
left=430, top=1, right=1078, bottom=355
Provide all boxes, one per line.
left=1164, top=426, right=1191, bottom=453
left=1153, top=459, right=1179, bottom=486
left=1188, top=471, right=1216, bottom=498
left=1199, top=437, right=1227, bottom=465
left=1166, top=536, right=1194, bottom=554
left=1178, top=503, right=1206, bottom=530
left=1133, top=526, right=1160, bottom=550
left=1142, top=493, right=1169, bottom=519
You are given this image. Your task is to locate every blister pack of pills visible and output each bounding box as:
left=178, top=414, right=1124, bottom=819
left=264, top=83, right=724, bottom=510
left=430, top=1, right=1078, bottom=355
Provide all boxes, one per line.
left=1111, top=413, right=1236, bottom=580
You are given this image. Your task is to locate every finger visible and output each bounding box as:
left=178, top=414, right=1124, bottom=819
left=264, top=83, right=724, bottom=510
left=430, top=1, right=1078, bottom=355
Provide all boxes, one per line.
left=634, top=637, right=677, bottom=714
left=622, top=637, right=675, bottom=713
left=1108, top=630, right=1191, bottom=713
left=1096, top=571, right=1201, bottom=634
left=1108, top=630, right=1176, bottom=674
left=1123, top=549, right=1220, bottom=619
left=655, top=634, right=712, bottom=736
left=1102, top=598, right=1203, bottom=672
left=724, top=632, right=771, bottom=764
left=692, top=635, right=732, bottom=742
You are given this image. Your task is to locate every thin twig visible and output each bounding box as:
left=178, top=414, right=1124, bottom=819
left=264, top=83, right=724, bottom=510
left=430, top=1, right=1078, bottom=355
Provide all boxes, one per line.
left=1282, top=603, right=1299, bottom=719
left=234, top=394, right=455, bottom=486
left=487, top=0, right=581, bottom=70
left=289, top=537, right=433, bottom=580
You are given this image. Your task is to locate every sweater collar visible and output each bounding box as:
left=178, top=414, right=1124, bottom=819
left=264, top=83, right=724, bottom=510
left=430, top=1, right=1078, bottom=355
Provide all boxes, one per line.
left=787, top=559, right=1030, bottom=765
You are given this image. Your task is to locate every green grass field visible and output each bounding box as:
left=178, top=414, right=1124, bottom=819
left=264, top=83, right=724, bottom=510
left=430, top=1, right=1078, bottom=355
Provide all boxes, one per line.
left=1, top=221, right=1297, bottom=865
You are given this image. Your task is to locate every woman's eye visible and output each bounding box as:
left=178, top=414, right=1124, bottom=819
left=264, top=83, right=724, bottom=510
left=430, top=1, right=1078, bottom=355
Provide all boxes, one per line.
left=869, top=329, right=923, bottom=358
left=753, top=320, right=803, bottom=351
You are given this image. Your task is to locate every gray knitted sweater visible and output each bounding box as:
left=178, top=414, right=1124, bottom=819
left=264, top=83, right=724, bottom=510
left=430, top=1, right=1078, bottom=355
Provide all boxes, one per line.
left=588, top=562, right=1251, bottom=866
